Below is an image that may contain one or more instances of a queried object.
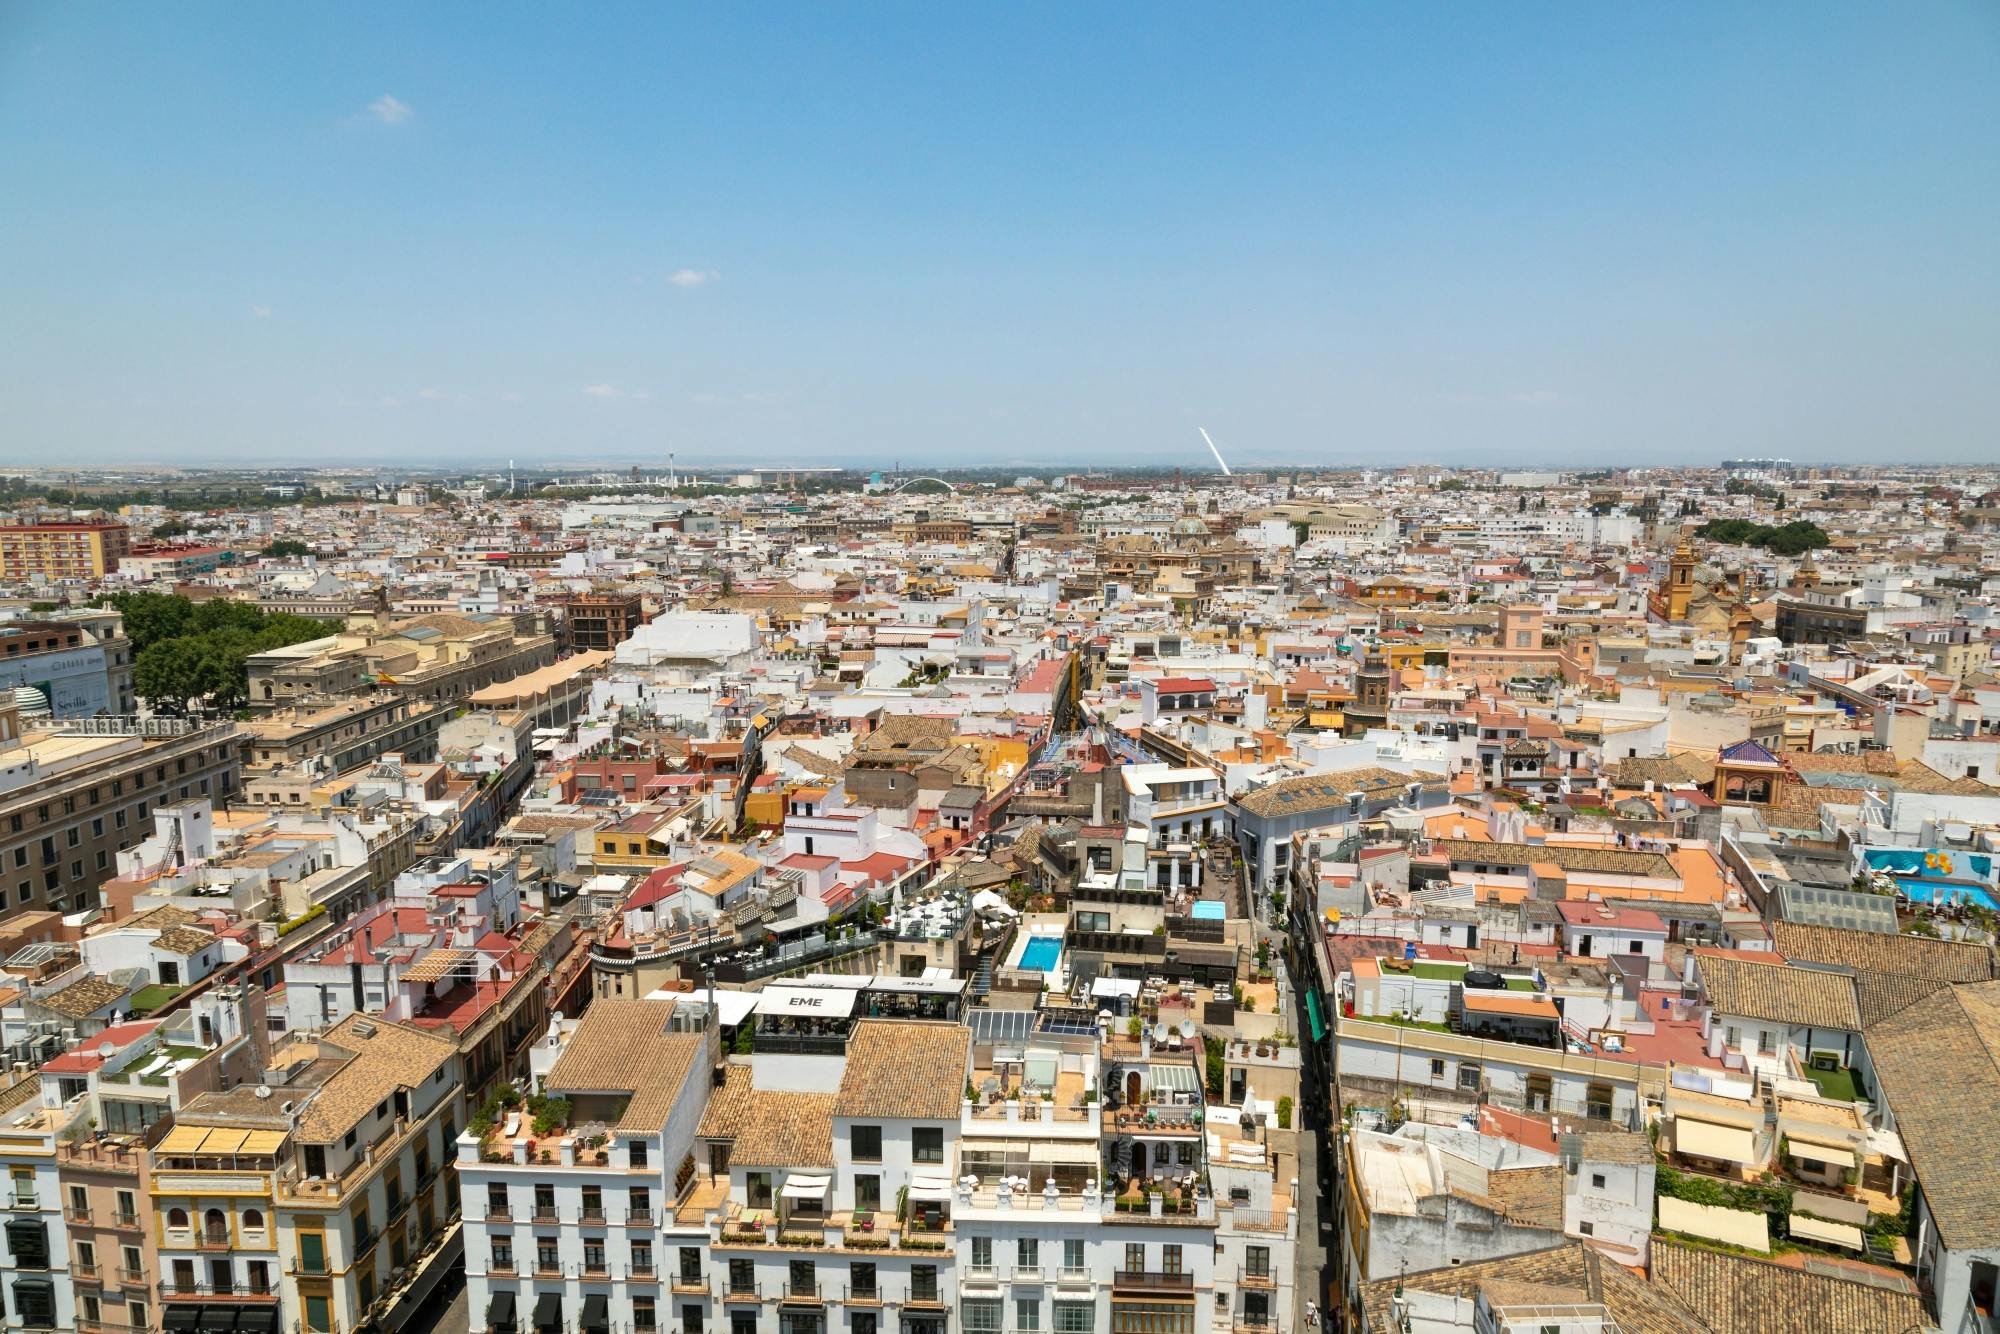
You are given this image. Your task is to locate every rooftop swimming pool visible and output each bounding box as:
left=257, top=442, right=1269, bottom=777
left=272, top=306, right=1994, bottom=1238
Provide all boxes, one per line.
left=1865, top=848, right=1994, bottom=881
left=1018, top=935, right=1064, bottom=972
left=1899, top=881, right=2000, bottom=911
left=1191, top=900, right=1226, bottom=922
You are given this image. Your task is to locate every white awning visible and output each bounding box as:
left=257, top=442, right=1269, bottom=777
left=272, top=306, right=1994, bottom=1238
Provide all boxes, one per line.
left=1091, top=977, right=1141, bottom=999
left=1787, top=1138, right=1856, bottom=1168
left=781, top=1174, right=832, bottom=1200
left=1675, top=1118, right=1759, bottom=1165
left=1789, top=1213, right=1863, bottom=1250
left=756, top=986, right=857, bottom=1019
left=907, top=1174, right=953, bottom=1203
left=1029, top=1141, right=1103, bottom=1166
left=664, top=987, right=761, bottom=1028
left=868, top=976, right=966, bottom=995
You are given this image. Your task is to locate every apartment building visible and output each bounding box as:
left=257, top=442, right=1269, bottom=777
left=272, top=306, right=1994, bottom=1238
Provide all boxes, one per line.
left=271, top=1014, right=463, bottom=1334
left=0, top=1074, right=76, bottom=1332
left=57, top=1133, right=154, bottom=1334
left=0, top=521, right=131, bottom=581
left=0, top=706, right=242, bottom=925
left=460, top=998, right=712, bottom=1334
left=146, top=1089, right=288, bottom=1334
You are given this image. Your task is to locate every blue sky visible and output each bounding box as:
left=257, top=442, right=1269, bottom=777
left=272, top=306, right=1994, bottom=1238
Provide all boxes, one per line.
left=2, top=4, right=1996, bottom=470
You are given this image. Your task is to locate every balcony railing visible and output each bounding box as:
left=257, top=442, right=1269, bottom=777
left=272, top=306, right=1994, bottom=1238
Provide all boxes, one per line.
left=1115, top=1270, right=1194, bottom=1293
left=159, top=1280, right=279, bottom=1300
left=1056, top=1266, right=1093, bottom=1286
left=625, top=1207, right=655, bottom=1226
left=197, top=1228, right=232, bottom=1249
left=109, top=1211, right=141, bottom=1231
left=116, top=1267, right=146, bottom=1286
left=530, top=1205, right=559, bottom=1222
left=782, top=1282, right=823, bottom=1304
left=579, top=1207, right=607, bottom=1225
left=724, top=1279, right=761, bottom=1300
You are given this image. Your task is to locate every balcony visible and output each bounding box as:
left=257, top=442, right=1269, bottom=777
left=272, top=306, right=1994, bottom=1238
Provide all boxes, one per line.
left=723, top=1279, right=762, bottom=1302
left=963, top=1263, right=1002, bottom=1290
left=196, top=1227, right=232, bottom=1250
left=66, top=1206, right=92, bottom=1225
left=115, top=1267, right=146, bottom=1287
left=73, top=1260, right=98, bottom=1282
left=1055, top=1266, right=1094, bottom=1289
left=530, top=1205, right=560, bottom=1223
left=844, top=1282, right=881, bottom=1305
left=579, top=1206, right=607, bottom=1226
left=1241, top=1270, right=1276, bottom=1289
left=782, top=1283, right=823, bottom=1305
left=484, top=1204, right=513, bottom=1223
left=625, top=1207, right=655, bottom=1227
left=906, top=1287, right=945, bottom=1309
left=109, top=1211, right=141, bottom=1231
left=159, top=1280, right=279, bottom=1301
left=488, top=1257, right=516, bottom=1275
left=1114, top=1270, right=1195, bottom=1294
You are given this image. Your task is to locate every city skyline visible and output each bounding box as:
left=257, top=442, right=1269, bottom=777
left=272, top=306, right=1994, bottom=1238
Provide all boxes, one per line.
left=3, top=3, right=1997, bottom=467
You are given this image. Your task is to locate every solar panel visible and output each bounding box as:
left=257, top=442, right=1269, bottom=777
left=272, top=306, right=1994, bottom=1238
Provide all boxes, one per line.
left=969, top=1009, right=1034, bottom=1043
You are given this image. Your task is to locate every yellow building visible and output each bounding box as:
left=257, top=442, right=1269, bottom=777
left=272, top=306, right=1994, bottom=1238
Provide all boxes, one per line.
left=148, top=1101, right=288, bottom=1329
left=0, top=520, right=131, bottom=579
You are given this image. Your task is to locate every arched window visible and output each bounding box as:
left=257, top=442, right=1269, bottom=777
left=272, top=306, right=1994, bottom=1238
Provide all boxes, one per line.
left=203, top=1207, right=226, bottom=1240
left=167, top=1207, right=189, bottom=1229
left=242, top=1208, right=265, bottom=1232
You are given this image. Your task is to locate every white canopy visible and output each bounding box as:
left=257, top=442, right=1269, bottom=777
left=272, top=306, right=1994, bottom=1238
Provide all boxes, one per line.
left=1091, top=977, right=1141, bottom=999
left=661, top=987, right=760, bottom=1028
left=756, top=986, right=857, bottom=1020
left=907, top=1174, right=953, bottom=1203
left=781, top=1174, right=832, bottom=1200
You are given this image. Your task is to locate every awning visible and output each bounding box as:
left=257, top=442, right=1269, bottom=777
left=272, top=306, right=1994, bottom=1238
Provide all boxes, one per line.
left=580, top=1294, right=609, bottom=1332
left=782, top=1174, right=832, bottom=1200
left=1305, top=989, right=1327, bottom=1042
left=1789, top=1212, right=1864, bottom=1250
left=1675, top=1118, right=1758, bottom=1164
left=1092, top=977, right=1141, bottom=999
left=164, top=1309, right=203, bottom=1334
left=239, top=1130, right=286, bottom=1155
left=159, top=1125, right=210, bottom=1154
left=1787, top=1138, right=1856, bottom=1168
left=1030, top=1140, right=1102, bottom=1166
left=532, top=1292, right=562, bottom=1332
left=908, top=1174, right=953, bottom=1203
left=755, top=985, right=857, bottom=1019
left=1150, top=1062, right=1201, bottom=1094
left=197, top=1308, right=240, bottom=1334
left=236, top=1311, right=279, bottom=1334
left=488, top=1292, right=518, bottom=1328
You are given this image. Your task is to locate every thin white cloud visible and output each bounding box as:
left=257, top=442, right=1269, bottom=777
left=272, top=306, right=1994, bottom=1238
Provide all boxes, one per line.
left=582, top=384, right=625, bottom=398
left=667, top=268, right=718, bottom=288
left=379, top=396, right=403, bottom=408
left=249, top=304, right=271, bottom=319
left=1511, top=389, right=1561, bottom=405
left=416, top=387, right=451, bottom=401
left=500, top=391, right=523, bottom=403
left=368, top=93, right=413, bottom=124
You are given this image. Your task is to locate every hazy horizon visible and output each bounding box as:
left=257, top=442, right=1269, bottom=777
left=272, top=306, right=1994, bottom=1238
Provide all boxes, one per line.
left=3, top=3, right=1996, bottom=469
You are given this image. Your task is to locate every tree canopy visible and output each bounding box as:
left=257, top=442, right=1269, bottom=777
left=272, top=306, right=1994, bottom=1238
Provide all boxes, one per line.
left=1695, top=518, right=1829, bottom=557
left=98, top=592, right=331, bottom=714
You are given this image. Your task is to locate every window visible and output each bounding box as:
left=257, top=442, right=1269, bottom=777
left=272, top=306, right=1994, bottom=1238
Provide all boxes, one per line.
left=1018, top=1297, right=1042, bottom=1331
left=962, top=1299, right=1003, bottom=1332
left=1245, top=1245, right=1270, bottom=1278
left=1579, top=1221, right=1595, bottom=1236
left=910, top=1264, right=938, bottom=1303
left=634, top=1297, right=656, bottom=1331
left=631, top=1240, right=652, bottom=1275
left=583, top=1239, right=606, bottom=1273
left=1758, top=1029, right=1777, bottom=1056
left=1018, top=1237, right=1039, bottom=1270
left=912, top=1127, right=944, bottom=1164
left=166, top=1208, right=189, bottom=1231
left=1063, top=1238, right=1085, bottom=1272
left=1124, top=1243, right=1146, bottom=1272
left=490, top=1235, right=513, bottom=1270
left=1591, top=1173, right=1607, bottom=1190
left=1161, top=1243, right=1183, bottom=1275
left=680, top=1246, right=702, bottom=1282
left=297, top=1232, right=326, bottom=1274
left=630, top=1185, right=651, bottom=1222
left=728, top=1258, right=755, bottom=1295
left=789, top=1258, right=816, bottom=1296
left=1430, top=1058, right=1445, bottom=1078
left=746, top=1172, right=773, bottom=1210
left=850, top=1261, right=876, bottom=1298
left=855, top=1173, right=881, bottom=1213
left=971, top=1236, right=993, bottom=1268
left=1111, top=1303, right=1194, bottom=1334
left=850, top=1124, right=882, bottom=1161
left=628, top=1139, right=648, bottom=1168
left=1055, top=1303, right=1095, bottom=1334
left=536, top=1236, right=560, bottom=1272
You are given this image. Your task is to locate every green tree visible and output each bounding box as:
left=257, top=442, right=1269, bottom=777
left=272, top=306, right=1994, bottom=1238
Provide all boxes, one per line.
left=262, top=539, right=310, bottom=559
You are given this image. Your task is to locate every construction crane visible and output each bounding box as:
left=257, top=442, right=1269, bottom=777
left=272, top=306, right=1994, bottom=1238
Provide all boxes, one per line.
left=1198, top=427, right=1233, bottom=478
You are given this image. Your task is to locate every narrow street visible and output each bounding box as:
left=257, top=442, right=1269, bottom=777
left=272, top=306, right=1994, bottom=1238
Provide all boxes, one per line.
left=1280, top=950, right=1335, bottom=1333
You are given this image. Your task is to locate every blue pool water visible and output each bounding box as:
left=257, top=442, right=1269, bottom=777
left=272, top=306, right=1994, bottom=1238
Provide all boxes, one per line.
left=1899, top=882, right=2000, bottom=910
left=1191, top=900, right=1226, bottom=922
left=1019, top=936, right=1063, bottom=972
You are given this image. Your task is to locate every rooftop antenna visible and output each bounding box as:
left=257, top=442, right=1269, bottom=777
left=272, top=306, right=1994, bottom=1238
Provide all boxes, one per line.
left=1198, top=427, right=1233, bottom=478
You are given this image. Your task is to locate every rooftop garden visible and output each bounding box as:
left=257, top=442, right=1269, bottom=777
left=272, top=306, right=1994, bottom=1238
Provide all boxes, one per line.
left=128, top=983, right=185, bottom=1017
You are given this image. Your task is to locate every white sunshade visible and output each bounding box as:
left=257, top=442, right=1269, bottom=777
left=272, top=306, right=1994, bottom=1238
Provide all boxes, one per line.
left=1150, top=1063, right=1202, bottom=1094
left=756, top=986, right=857, bottom=1020
left=665, top=987, right=760, bottom=1028
left=907, top=1174, right=953, bottom=1203
left=781, top=1174, right=832, bottom=1200
left=1675, top=1118, right=1759, bottom=1165
left=1789, top=1212, right=1863, bottom=1250
left=1787, top=1138, right=1856, bottom=1169
left=1029, top=1141, right=1102, bottom=1166
left=1091, top=977, right=1141, bottom=999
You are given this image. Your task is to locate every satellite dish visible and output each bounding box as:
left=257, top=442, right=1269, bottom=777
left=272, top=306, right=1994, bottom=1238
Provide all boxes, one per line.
left=1178, top=1020, right=1196, bottom=1039
left=1153, top=1022, right=1172, bottom=1042
left=96, top=1042, right=115, bottom=1059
